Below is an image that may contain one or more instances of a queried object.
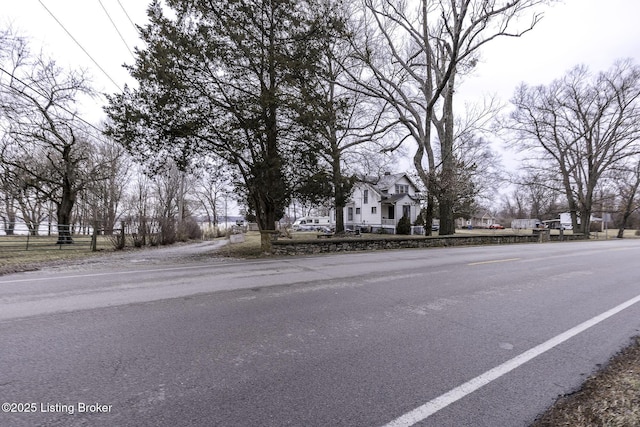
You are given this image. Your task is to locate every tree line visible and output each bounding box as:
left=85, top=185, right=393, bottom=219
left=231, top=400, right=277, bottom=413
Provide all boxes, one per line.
left=2, top=1, right=639, bottom=251
left=0, top=30, right=234, bottom=244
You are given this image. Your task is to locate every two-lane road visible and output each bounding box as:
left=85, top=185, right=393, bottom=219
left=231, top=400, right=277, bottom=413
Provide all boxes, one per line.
left=1, top=239, right=640, bottom=426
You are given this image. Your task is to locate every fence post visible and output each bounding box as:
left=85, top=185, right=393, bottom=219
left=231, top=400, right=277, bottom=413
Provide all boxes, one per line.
left=120, top=223, right=126, bottom=249
left=26, top=233, right=30, bottom=251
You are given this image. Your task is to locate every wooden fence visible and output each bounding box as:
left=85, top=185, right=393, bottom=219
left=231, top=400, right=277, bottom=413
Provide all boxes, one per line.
left=0, top=225, right=115, bottom=252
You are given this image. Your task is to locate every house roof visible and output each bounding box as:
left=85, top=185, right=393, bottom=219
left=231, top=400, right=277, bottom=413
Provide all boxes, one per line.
left=380, top=193, right=421, bottom=204
left=381, top=194, right=406, bottom=204
left=363, top=172, right=420, bottom=194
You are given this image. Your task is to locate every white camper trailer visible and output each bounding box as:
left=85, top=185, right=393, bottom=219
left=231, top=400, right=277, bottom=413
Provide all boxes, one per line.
left=292, top=216, right=331, bottom=231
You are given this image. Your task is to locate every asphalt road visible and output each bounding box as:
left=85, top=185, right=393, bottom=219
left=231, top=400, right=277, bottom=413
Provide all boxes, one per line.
left=1, top=239, right=640, bottom=426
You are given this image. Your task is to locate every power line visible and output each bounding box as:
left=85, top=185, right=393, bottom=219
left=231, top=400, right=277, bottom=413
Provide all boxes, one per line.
left=117, top=0, right=140, bottom=34
left=97, top=0, right=135, bottom=60
left=37, top=0, right=123, bottom=92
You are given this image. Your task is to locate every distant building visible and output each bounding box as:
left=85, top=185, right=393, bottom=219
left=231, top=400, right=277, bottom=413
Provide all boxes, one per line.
left=456, top=211, right=497, bottom=229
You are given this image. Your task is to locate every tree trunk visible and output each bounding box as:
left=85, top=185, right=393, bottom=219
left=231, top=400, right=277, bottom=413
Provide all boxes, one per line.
left=332, top=155, right=346, bottom=234
left=252, top=161, right=282, bottom=253
left=3, top=216, right=16, bottom=236
left=56, top=187, right=76, bottom=244
left=617, top=167, right=640, bottom=239
left=438, top=201, right=455, bottom=235
left=435, top=78, right=457, bottom=236
left=334, top=200, right=345, bottom=234
left=578, top=207, right=591, bottom=236
left=617, top=213, right=630, bottom=238
left=424, top=193, right=434, bottom=236
left=256, top=198, right=279, bottom=253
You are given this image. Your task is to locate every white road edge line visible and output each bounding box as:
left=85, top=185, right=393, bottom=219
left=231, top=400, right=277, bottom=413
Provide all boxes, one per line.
left=0, top=260, right=273, bottom=284
left=382, top=293, right=640, bottom=427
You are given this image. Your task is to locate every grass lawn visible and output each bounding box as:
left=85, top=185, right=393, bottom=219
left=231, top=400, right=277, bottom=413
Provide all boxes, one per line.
left=0, top=235, right=114, bottom=275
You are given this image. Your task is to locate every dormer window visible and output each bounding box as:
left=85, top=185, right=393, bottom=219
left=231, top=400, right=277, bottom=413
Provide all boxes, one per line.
left=395, top=184, right=409, bottom=194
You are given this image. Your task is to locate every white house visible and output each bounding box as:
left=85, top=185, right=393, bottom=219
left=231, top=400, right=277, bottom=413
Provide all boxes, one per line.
left=335, top=172, right=422, bottom=233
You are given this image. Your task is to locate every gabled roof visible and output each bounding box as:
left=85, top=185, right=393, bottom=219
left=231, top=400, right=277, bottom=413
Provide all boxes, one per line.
left=381, top=193, right=406, bottom=204
left=361, top=172, right=420, bottom=194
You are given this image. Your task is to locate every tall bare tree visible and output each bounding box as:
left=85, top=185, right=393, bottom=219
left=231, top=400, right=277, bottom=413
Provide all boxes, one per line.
left=0, top=37, right=103, bottom=243
left=295, top=0, right=397, bottom=233
left=345, top=0, right=549, bottom=234
left=508, top=60, right=640, bottom=234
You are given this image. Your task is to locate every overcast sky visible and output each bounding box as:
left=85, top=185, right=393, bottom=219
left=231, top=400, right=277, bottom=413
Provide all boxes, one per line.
left=3, top=0, right=640, bottom=167
left=463, top=0, right=640, bottom=102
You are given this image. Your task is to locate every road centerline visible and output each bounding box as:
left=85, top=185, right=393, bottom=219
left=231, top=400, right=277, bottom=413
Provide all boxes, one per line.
left=382, top=292, right=640, bottom=427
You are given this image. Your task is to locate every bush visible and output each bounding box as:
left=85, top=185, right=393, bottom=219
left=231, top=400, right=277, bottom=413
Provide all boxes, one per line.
left=397, top=214, right=411, bottom=235
left=159, top=218, right=176, bottom=245
left=177, top=217, right=202, bottom=241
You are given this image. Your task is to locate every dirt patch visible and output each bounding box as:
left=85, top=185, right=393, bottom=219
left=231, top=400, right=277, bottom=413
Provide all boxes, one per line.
left=532, top=336, right=640, bottom=426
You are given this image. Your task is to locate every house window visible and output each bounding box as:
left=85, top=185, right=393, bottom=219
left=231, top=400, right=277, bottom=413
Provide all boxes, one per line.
left=402, top=205, right=410, bottom=218
left=363, top=189, right=368, bottom=204
left=356, top=208, right=361, bottom=215
left=348, top=207, right=353, bottom=221
left=371, top=207, right=377, bottom=214
left=395, top=184, right=409, bottom=194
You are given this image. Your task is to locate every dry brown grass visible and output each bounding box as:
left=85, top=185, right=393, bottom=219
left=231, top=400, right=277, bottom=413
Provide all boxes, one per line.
left=532, top=337, right=640, bottom=427
left=0, top=235, right=113, bottom=275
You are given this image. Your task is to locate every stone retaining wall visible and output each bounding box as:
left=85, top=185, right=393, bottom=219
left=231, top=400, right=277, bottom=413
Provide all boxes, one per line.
left=271, top=233, right=587, bottom=256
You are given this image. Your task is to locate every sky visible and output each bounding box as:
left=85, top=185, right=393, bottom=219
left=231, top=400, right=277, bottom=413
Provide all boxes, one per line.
left=3, top=0, right=640, bottom=167
left=461, top=0, right=640, bottom=103
left=3, top=0, right=149, bottom=121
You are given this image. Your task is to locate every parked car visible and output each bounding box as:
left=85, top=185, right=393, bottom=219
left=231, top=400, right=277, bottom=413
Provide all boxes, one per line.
left=489, top=224, right=505, bottom=229
left=294, top=224, right=317, bottom=232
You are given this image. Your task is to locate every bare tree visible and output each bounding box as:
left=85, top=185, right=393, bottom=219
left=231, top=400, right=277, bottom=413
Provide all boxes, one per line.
left=609, top=156, right=640, bottom=238
left=508, top=60, right=640, bottom=234
left=297, top=0, right=398, bottom=234
left=191, top=157, right=231, bottom=230
left=499, top=192, right=527, bottom=221
left=345, top=0, right=549, bottom=234
left=122, top=167, right=153, bottom=246
left=511, top=170, right=563, bottom=219
left=0, top=34, right=104, bottom=243
left=79, top=136, right=131, bottom=234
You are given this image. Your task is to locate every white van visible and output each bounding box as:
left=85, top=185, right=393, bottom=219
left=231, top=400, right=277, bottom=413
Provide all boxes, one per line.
left=292, top=216, right=331, bottom=231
